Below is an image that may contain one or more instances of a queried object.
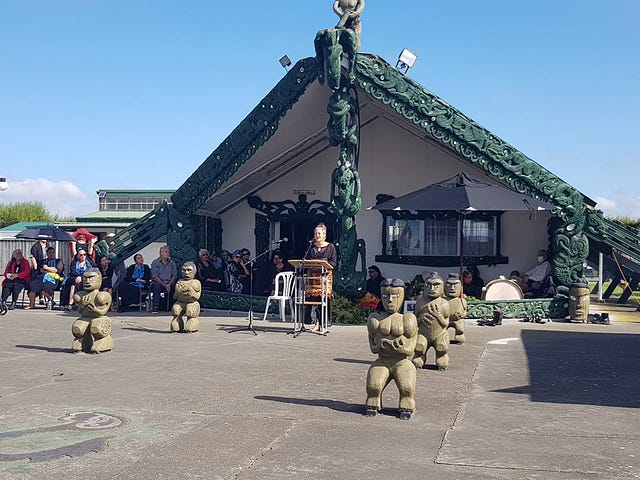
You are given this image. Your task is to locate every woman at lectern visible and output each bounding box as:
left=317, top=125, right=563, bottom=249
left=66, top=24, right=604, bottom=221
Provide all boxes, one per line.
left=306, top=223, right=337, bottom=332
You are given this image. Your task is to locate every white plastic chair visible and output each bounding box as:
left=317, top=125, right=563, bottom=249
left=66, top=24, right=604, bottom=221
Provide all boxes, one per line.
left=262, top=271, right=296, bottom=323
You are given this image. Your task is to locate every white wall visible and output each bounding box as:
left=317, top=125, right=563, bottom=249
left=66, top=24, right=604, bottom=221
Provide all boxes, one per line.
left=219, top=113, right=553, bottom=285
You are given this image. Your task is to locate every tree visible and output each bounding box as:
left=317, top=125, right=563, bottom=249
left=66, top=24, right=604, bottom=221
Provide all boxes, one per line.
left=0, top=202, right=53, bottom=228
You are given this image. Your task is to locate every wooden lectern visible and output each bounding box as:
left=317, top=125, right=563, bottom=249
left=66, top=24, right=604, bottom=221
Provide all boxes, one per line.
left=288, top=259, right=333, bottom=335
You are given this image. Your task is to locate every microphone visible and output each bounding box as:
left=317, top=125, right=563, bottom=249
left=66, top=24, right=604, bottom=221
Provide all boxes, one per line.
left=308, top=239, right=314, bottom=243
left=272, top=238, right=288, bottom=244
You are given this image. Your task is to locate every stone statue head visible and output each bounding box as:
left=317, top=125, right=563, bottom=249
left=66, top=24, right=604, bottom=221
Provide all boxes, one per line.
left=182, top=261, right=196, bottom=280
left=380, top=278, right=405, bottom=314
left=82, top=268, right=102, bottom=292
left=569, top=281, right=590, bottom=321
left=424, top=272, right=444, bottom=299
left=445, top=273, right=462, bottom=298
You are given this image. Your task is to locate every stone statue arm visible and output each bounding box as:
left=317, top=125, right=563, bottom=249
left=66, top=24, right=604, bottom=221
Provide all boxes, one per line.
left=367, top=314, right=382, bottom=354
left=390, top=313, right=418, bottom=355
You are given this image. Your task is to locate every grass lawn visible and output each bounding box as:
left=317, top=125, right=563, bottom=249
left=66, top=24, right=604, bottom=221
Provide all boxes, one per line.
left=591, top=281, right=640, bottom=304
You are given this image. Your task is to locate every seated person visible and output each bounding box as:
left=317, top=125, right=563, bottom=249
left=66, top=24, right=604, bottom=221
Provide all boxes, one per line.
left=522, top=249, right=554, bottom=298
left=264, top=250, right=293, bottom=295
left=196, top=249, right=225, bottom=292
left=117, top=254, right=151, bottom=312
left=366, top=265, right=386, bottom=311
left=27, top=247, right=64, bottom=309
left=61, top=249, right=94, bottom=310
left=150, top=245, right=177, bottom=313
left=509, top=270, right=523, bottom=289
left=1, top=249, right=31, bottom=309
left=462, top=266, right=484, bottom=298
left=97, top=254, right=115, bottom=310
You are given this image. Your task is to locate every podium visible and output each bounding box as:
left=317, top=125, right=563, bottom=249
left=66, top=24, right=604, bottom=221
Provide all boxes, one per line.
left=288, top=259, right=333, bottom=335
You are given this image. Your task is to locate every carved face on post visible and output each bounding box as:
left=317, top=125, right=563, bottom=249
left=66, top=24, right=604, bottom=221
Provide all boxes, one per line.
left=82, top=269, right=102, bottom=292
left=569, top=284, right=590, bottom=321
left=425, top=274, right=444, bottom=300
left=380, top=279, right=405, bottom=314
left=445, top=278, right=462, bottom=298
left=181, top=262, right=196, bottom=280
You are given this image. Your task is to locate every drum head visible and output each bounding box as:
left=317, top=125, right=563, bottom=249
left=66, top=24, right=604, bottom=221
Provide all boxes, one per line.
left=481, top=278, right=523, bottom=301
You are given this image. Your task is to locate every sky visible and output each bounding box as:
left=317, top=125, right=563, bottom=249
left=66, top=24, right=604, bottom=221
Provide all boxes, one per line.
left=1, top=1, right=639, bottom=219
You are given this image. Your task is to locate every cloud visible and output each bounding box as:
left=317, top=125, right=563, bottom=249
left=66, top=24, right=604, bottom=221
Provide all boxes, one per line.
left=595, top=195, right=640, bottom=220
left=0, top=178, right=94, bottom=218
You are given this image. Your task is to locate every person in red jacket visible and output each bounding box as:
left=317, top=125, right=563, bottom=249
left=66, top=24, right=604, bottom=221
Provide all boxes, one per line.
left=2, top=249, right=31, bottom=309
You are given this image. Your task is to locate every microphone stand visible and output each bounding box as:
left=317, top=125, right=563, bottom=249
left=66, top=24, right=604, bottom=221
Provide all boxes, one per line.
left=290, top=240, right=314, bottom=337
left=230, top=247, right=272, bottom=335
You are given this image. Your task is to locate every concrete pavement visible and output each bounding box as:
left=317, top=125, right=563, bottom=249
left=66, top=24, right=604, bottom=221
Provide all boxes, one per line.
left=0, top=303, right=639, bottom=479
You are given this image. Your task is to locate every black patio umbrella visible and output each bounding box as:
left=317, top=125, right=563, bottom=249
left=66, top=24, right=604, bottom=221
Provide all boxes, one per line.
left=370, top=172, right=554, bottom=275
left=16, top=225, right=76, bottom=242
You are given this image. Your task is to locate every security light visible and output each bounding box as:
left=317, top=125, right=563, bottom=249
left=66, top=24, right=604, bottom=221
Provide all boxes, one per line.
left=396, top=48, right=418, bottom=74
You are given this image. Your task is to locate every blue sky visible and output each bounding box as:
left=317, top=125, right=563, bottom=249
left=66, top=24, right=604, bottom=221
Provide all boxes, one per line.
left=1, top=1, right=639, bottom=219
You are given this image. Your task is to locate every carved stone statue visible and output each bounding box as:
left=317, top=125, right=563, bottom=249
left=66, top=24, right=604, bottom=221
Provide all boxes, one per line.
left=333, top=0, right=365, bottom=50
left=568, top=281, right=590, bottom=322
left=413, top=272, right=451, bottom=371
left=171, top=261, right=202, bottom=333
left=71, top=269, right=113, bottom=353
left=365, top=278, right=418, bottom=420
left=444, top=273, right=467, bottom=344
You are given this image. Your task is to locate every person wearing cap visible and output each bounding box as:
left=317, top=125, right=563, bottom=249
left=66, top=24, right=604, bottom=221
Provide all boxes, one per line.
left=366, top=265, right=386, bottom=311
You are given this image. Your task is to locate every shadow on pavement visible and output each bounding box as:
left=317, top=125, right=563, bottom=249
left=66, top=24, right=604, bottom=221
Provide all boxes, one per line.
left=494, top=329, right=640, bottom=408
left=255, top=395, right=363, bottom=414
left=15, top=344, right=74, bottom=354
left=333, top=357, right=371, bottom=365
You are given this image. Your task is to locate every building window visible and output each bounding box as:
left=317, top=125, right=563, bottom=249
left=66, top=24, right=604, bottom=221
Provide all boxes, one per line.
left=377, top=212, right=505, bottom=267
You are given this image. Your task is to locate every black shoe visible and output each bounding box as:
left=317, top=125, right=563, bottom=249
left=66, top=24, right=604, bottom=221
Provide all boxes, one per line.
left=398, top=409, right=412, bottom=420
left=8, top=302, right=15, bottom=310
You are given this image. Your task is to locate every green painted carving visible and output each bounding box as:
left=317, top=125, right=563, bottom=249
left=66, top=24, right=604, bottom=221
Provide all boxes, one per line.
left=314, top=29, right=357, bottom=91
left=166, top=204, right=198, bottom=270
left=171, top=58, right=318, bottom=217
left=315, top=27, right=366, bottom=297
left=100, top=202, right=172, bottom=266
left=354, top=54, right=590, bottom=291
left=467, top=297, right=567, bottom=319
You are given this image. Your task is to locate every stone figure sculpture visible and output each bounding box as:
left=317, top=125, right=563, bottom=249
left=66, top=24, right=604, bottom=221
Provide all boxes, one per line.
left=170, top=261, right=202, bottom=333
left=333, top=0, right=365, bottom=50
left=413, top=272, right=451, bottom=371
left=568, top=281, right=590, bottom=322
left=444, top=273, right=467, bottom=344
left=365, top=278, right=418, bottom=420
left=71, top=269, right=114, bottom=353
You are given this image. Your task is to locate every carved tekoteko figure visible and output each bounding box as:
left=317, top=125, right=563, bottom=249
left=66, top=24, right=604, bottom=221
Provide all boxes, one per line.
left=444, top=273, right=467, bottom=344
left=365, top=278, right=418, bottom=420
left=413, top=272, right=451, bottom=371
left=171, top=261, right=202, bottom=333
left=333, top=0, right=365, bottom=51
left=71, top=269, right=113, bottom=353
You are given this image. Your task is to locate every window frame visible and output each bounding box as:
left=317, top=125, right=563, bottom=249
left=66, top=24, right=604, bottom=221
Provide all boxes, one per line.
left=375, top=210, right=508, bottom=267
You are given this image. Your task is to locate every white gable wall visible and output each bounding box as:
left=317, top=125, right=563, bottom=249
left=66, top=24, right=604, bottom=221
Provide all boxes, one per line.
left=220, top=107, right=550, bottom=286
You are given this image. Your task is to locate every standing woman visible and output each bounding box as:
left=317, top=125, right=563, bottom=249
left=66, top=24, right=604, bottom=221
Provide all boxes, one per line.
left=70, top=228, right=97, bottom=263
left=1, top=249, right=31, bottom=309
left=306, top=223, right=337, bottom=332
left=227, top=250, right=248, bottom=293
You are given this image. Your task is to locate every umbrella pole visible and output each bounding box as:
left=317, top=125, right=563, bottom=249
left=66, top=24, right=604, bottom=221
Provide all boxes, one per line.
left=459, top=211, right=464, bottom=278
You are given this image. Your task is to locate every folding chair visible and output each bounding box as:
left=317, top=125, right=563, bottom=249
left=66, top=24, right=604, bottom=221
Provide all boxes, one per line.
left=262, top=271, right=295, bottom=323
